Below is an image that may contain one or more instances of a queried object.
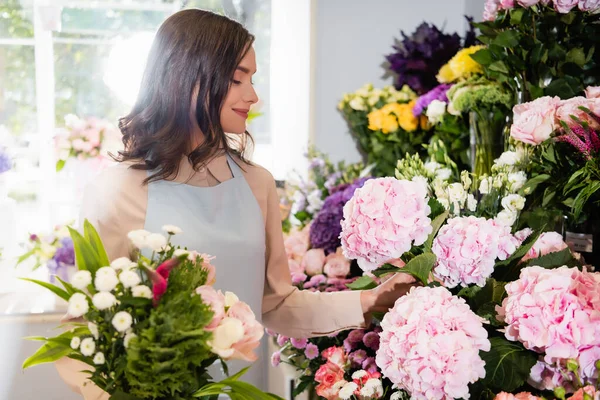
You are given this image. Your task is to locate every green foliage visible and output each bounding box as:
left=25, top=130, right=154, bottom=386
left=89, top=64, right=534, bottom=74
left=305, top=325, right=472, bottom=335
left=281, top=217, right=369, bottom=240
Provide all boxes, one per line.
left=480, top=337, right=538, bottom=392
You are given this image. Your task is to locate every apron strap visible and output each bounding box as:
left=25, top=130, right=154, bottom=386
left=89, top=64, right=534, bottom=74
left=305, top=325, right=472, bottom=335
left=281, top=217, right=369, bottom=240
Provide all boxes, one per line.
left=226, top=153, right=243, bottom=179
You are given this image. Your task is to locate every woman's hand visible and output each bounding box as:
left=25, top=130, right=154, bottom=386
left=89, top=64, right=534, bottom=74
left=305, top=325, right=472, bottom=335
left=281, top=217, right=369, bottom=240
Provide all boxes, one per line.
left=360, top=273, right=418, bottom=314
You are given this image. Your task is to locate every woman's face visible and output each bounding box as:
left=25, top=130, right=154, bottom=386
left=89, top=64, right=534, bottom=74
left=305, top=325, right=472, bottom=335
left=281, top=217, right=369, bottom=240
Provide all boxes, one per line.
left=220, top=47, right=259, bottom=134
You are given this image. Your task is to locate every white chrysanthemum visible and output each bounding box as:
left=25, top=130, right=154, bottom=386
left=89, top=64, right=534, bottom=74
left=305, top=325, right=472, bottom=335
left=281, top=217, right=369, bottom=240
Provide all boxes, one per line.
left=131, top=285, right=152, bottom=299
left=67, top=293, right=89, bottom=318
left=145, top=233, right=168, bottom=252
left=127, top=229, right=151, bottom=249
left=162, top=225, right=182, bottom=235
left=224, top=292, right=239, bottom=308
left=339, top=382, right=359, bottom=399
left=351, top=370, right=368, bottom=380
left=501, top=194, right=526, bottom=212
left=173, top=249, right=189, bottom=257
left=88, top=322, right=99, bottom=340
left=110, top=257, right=136, bottom=271
left=124, top=332, right=137, bottom=348
left=119, top=270, right=141, bottom=288
left=80, top=337, right=95, bottom=356
left=71, top=271, right=92, bottom=290
left=92, top=292, right=117, bottom=310
left=95, top=267, right=119, bottom=292
left=362, top=379, right=383, bottom=397
left=93, top=352, right=105, bottom=365
left=112, top=311, right=133, bottom=333
left=70, top=337, right=81, bottom=349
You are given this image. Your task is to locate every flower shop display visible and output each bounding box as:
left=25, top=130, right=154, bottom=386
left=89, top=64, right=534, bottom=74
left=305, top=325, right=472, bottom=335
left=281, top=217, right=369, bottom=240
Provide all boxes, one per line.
left=22, top=221, right=277, bottom=400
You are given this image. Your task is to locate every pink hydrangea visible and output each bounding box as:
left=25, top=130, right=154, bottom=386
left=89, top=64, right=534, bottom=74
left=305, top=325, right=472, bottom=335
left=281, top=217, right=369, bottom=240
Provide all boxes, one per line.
left=498, top=266, right=600, bottom=386
left=432, top=216, right=520, bottom=288
left=515, top=229, right=569, bottom=262
left=340, top=178, right=432, bottom=272
left=376, top=286, right=490, bottom=400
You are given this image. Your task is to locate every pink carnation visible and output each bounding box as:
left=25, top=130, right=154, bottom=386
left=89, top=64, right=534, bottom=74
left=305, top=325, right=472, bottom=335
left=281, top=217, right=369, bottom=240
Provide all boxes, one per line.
left=510, top=96, right=561, bottom=145
left=376, top=286, right=490, bottom=400
left=515, top=229, right=569, bottom=262
left=498, top=266, right=600, bottom=385
left=340, top=177, right=432, bottom=272
left=432, top=216, right=520, bottom=288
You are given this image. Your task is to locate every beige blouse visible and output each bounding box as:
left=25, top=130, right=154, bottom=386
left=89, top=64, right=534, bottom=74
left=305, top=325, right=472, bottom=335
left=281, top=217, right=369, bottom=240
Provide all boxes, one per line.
left=55, top=152, right=365, bottom=398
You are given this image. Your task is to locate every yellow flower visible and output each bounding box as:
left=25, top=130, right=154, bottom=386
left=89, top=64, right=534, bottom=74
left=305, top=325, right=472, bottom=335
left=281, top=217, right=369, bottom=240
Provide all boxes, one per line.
left=392, top=100, right=419, bottom=132
left=367, top=109, right=385, bottom=131
left=368, top=108, right=399, bottom=134
left=420, top=115, right=432, bottom=131
left=437, top=45, right=485, bottom=83
left=380, top=114, right=399, bottom=133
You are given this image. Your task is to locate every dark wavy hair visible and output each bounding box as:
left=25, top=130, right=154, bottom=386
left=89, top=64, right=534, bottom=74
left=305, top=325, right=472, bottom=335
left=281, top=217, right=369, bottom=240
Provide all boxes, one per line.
left=115, top=9, right=255, bottom=183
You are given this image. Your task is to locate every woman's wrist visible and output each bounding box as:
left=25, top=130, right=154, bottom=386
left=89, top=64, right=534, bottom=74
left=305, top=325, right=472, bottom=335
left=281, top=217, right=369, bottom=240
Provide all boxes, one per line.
left=360, top=289, right=376, bottom=314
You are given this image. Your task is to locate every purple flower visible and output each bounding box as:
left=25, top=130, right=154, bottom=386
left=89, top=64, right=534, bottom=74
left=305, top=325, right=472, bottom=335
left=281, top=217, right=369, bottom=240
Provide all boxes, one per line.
left=291, top=272, right=307, bottom=285
left=324, top=172, right=342, bottom=190
left=413, top=84, right=452, bottom=116
left=363, top=331, right=380, bottom=351
left=347, top=329, right=365, bottom=344
left=304, top=343, right=319, bottom=360
left=265, top=328, right=277, bottom=337
left=308, top=157, right=326, bottom=171
left=271, top=351, right=281, bottom=367
left=309, top=177, right=371, bottom=254
left=29, top=234, right=39, bottom=242
left=304, top=274, right=327, bottom=289
left=0, top=148, right=11, bottom=174
left=362, top=357, right=378, bottom=373
left=276, top=335, right=289, bottom=347
left=349, top=349, right=368, bottom=368
left=53, top=238, right=75, bottom=266
left=291, top=338, right=308, bottom=349
left=343, top=337, right=356, bottom=353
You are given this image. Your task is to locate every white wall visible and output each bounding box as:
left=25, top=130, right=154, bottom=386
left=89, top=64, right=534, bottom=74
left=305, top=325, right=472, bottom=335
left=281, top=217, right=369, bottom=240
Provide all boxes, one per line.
left=312, top=0, right=483, bottom=164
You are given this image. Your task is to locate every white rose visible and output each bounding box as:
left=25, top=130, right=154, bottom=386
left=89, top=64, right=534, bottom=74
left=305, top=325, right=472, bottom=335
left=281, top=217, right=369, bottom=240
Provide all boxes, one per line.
left=70, top=337, right=81, bottom=349
left=93, top=352, right=105, bottom=365
left=501, top=194, right=526, bottom=212
left=131, top=285, right=152, bottom=299
left=435, top=168, right=452, bottom=181
left=447, top=183, right=467, bottom=205
left=112, top=311, right=133, bottom=333
left=339, top=382, right=359, bottom=400
left=95, top=267, right=119, bottom=292
left=224, top=291, right=239, bottom=308
left=209, top=318, right=245, bottom=358
left=71, top=271, right=92, bottom=291
left=127, top=229, right=151, bottom=249
left=467, top=194, right=478, bottom=212
left=124, top=332, right=137, bottom=348
left=496, top=151, right=520, bottom=167
left=508, top=171, right=528, bottom=192
left=349, top=96, right=366, bottom=111
left=67, top=293, right=89, bottom=318
left=144, top=233, right=168, bottom=252
left=162, top=225, right=182, bottom=235
left=479, top=178, right=490, bottom=194
left=80, top=337, right=95, bottom=357
left=110, top=257, right=136, bottom=271
left=424, top=161, right=441, bottom=175
left=88, top=322, right=99, bottom=340
left=119, top=270, right=141, bottom=288
left=92, top=292, right=117, bottom=310
left=495, top=210, right=518, bottom=227
left=425, top=100, right=447, bottom=124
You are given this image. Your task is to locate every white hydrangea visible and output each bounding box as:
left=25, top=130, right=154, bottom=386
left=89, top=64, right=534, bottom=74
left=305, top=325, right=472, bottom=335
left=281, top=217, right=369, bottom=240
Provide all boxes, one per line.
left=119, top=270, right=141, bottom=288
left=88, top=322, right=99, bottom=340
left=93, top=352, right=105, bottom=365
left=124, top=332, right=137, bottom=348
left=80, top=338, right=95, bottom=357
left=131, top=285, right=152, bottom=299
left=67, top=293, right=89, bottom=318
left=110, top=257, right=136, bottom=271
left=92, top=292, right=118, bottom=310
left=162, top=225, right=182, bottom=235
left=112, top=311, right=133, bottom=333
left=339, top=382, right=359, bottom=400
left=501, top=194, right=526, bottom=212
left=71, top=271, right=92, bottom=291
left=70, top=337, right=81, bottom=349
left=95, top=267, right=119, bottom=292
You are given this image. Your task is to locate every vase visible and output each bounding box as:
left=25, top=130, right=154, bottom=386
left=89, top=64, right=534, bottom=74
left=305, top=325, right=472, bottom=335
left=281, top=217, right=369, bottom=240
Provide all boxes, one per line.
left=469, top=109, right=506, bottom=177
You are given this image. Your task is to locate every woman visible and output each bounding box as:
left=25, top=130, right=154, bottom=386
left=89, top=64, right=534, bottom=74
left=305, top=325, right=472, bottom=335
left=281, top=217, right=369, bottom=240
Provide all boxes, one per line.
left=56, top=9, right=415, bottom=398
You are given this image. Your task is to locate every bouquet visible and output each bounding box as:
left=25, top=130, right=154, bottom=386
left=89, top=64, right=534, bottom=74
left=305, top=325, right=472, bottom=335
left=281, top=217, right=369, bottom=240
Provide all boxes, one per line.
left=55, top=114, right=121, bottom=172
left=22, top=221, right=278, bottom=400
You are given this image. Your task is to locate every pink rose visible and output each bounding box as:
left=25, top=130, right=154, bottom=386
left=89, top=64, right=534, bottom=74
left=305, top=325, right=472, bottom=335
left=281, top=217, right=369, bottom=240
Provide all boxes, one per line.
left=284, top=229, right=309, bottom=261
left=511, top=96, right=561, bottom=145
left=517, top=0, right=540, bottom=6
left=500, top=0, right=516, bottom=7
left=323, top=248, right=351, bottom=278
left=484, top=0, right=501, bottom=20
left=302, top=248, right=326, bottom=276
left=321, top=346, right=348, bottom=368
left=195, top=285, right=225, bottom=330
left=315, top=362, right=346, bottom=400
left=556, top=97, right=600, bottom=130
left=554, top=0, right=578, bottom=12
left=579, top=0, right=600, bottom=11
left=585, top=86, right=600, bottom=99
left=225, top=301, right=264, bottom=362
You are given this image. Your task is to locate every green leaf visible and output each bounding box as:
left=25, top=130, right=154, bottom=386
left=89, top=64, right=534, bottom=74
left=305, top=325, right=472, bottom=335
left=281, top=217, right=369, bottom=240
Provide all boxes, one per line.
left=400, top=252, right=437, bottom=285
left=16, top=249, right=36, bottom=266
left=470, top=49, right=493, bottom=66
left=493, top=30, right=520, bottom=48
left=530, top=43, right=545, bottom=64
left=509, top=8, right=525, bottom=24
left=292, top=378, right=313, bottom=397
left=494, top=230, right=543, bottom=281
left=472, top=278, right=508, bottom=309
left=371, top=263, right=402, bottom=277
left=520, top=174, right=550, bottom=197
left=545, top=76, right=582, bottom=99
left=346, top=276, right=378, bottom=290
left=68, top=226, right=103, bottom=274
left=488, top=60, right=510, bottom=74
left=19, top=278, right=71, bottom=301
left=83, top=220, right=110, bottom=267
left=56, top=159, right=66, bottom=172
left=560, top=11, right=576, bottom=24
left=477, top=302, right=504, bottom=327
left=55, top=276, right=77, bottom=296
left=110, top=391, right=145, bottom=400
left=457, top=285, right=482, bottom=299
left=424, top=210, right=449, bottom=252
left=480, top=337, right=538, bottom=392
left=566, top=48, right=586, bottom=67
left=22, top=341, right=72, bottom=369
left=525, top=247, right=579, bottom=269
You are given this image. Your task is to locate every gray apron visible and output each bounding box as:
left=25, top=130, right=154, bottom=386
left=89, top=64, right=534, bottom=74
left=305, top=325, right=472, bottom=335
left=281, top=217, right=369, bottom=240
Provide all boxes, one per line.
left=143, top=154, right=267, bottom=390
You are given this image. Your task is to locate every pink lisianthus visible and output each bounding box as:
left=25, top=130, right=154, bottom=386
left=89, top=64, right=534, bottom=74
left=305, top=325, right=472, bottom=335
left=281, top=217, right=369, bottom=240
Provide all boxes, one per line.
left=315, top=362, right=346, bottom=400
left=432, top=216, right=520, bottom=288
left=376, top=286, right=490, bottom=400
left=340, top=177, right=432, bottom=272
left=195, top=285, right=226, bottom=330
left=323, top=247, right=351, bottom=278
left=301, top=248, right=326, bottom=276
left=510, top=96, right=561, bottom=145
left=322, top=346, right=348, bottom=368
